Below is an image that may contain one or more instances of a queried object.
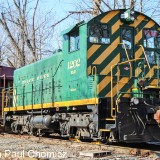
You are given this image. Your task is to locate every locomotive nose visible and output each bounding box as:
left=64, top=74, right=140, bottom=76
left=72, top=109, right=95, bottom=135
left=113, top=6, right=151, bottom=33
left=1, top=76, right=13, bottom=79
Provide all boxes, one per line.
left=154, top=110, right=160, bottom=124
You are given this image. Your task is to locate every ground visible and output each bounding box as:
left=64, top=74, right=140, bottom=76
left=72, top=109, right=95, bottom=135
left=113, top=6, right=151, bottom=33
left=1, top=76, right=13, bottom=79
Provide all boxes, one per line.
left=0, top=134, right=159, bottom=160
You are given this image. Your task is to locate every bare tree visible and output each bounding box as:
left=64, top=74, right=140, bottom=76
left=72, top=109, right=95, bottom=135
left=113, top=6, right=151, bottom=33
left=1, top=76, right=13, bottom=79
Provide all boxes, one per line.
left=0, top=0, right=160, bottom=68
left=139, top=0, right=142, bottom=12
left=83, top=0, right=160, bottom=23
left=0, top=0, right=55, bottom=68
left=93, top=0, right=103, bottom=17
left=121, top=0, right=126, bottom=9
left=130, top=0, right=136, bottom=10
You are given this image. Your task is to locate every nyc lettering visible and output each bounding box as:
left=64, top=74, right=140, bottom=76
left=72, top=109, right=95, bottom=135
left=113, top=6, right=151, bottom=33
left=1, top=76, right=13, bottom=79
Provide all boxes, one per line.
left=37, top=74, right=49, bottom=80
left=22, top=78, right=34, bottom=85
left=22, top=74, right=49, bottom=84
left=68, top=58, right=80, bottom=69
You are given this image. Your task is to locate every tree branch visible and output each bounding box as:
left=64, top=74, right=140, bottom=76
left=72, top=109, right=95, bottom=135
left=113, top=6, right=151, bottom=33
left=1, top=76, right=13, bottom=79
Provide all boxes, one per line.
left=51, top=12, right=74, bottom=28
left=101, top=0, right=112, bottom=10
left=32, top=0, right=39, bottom=61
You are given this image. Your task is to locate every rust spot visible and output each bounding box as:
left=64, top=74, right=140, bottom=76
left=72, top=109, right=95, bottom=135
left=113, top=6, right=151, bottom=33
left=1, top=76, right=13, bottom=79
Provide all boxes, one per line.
left=154, top=110, right=160, bottom=124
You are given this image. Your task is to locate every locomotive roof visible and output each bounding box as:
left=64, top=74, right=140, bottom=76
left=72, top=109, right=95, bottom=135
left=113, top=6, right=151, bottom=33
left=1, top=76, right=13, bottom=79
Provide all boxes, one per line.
left=60, top=20, right=85, bottom=36
left=88, top=9, right=160, bottom=27
left=60, top=9, right=160, bottom=37
left=14, top=51, right=63, bottom=74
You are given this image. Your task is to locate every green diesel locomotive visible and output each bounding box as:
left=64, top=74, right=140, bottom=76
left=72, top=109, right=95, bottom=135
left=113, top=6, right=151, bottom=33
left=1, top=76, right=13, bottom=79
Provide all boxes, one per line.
left=3, top=9, right=160, bottom=142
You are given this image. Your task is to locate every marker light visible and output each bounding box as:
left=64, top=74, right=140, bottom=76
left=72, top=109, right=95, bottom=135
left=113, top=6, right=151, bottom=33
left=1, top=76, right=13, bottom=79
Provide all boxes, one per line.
left=120, top=9, right=135, bottom=23
left=130, top=16, right=135, bottom=21
left=120, top=12, right=129, bottom=19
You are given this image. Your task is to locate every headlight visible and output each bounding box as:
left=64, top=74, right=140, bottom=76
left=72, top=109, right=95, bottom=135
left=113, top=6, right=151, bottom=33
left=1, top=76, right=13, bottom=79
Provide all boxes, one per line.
left=131, top=97, right=139, bottom=105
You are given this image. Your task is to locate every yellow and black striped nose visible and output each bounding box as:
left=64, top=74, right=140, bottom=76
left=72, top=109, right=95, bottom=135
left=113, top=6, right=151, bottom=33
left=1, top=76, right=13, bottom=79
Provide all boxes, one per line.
left=87, top=9, right=159, bottom=98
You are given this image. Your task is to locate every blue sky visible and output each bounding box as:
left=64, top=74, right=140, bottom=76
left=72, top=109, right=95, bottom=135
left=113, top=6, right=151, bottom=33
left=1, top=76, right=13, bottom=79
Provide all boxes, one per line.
left=39, top=0, right=160, bottom=30
left=40, top=0, right=78, bottom=20
left=32, top=0, right=160, bottom=50
left=39, top=1, right=81, bottom=33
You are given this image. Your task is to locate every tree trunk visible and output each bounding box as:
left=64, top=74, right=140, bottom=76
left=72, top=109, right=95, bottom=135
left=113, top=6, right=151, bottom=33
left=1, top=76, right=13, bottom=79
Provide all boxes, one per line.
left=121, top=0, right=126, bottom=9
left=93, top=0, right=103, bottom=17
left=140, top=0, right=142, bottom=12
left=130, top=0, right=135, bottom=10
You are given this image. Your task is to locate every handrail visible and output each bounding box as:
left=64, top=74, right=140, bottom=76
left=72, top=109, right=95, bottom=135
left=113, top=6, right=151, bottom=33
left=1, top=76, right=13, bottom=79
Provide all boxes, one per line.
left=116, top=93, right=122, bottom=113
left=157, top=54, right=160, bottom=86
left=92, top=66, right=98, bottom=106
left=138, top=45, right=151, bottom=79
left=2, top=89, right=4, bottom=119
left=119, top=43, right=132, bottom=78
left=110, top=58, right=145, bottom=118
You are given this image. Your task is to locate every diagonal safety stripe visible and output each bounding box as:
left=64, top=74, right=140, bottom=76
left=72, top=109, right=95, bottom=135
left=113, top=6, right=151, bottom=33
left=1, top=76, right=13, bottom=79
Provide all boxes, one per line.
left=87, top=11, right=159, bottom=98
left=134, top=20, right=156, bottom=79
left=129, top=14, right=146, bottom=27
left=150, top=79, right=158, bottom=85
left=135, top=31, right=142, bottom=44
left=87, top=11, right=122, bottom=71
left=93, top=37, right=120, bottom=65
left=112, top=20, right=123, bottom=34
left=123, top=88, right=132, bottom=97
left=106, top=77, right=129, bottom=97
left=144, top=20, right=155, bottom=28
left=90, top=19, right=128, bottom=93
left=87, top=45, right=107, bottom=67
left=99, top=20, right=155, bottom=89
left=134, top=47, right=143, bottom=77
left=100, top=54, right=120, bottom=75
left=146, top=66, right=157, bottom=78
left=135, top=47, right=143, bottom=58
left=97, top=76, right=110, bottom=93
left=137, top=65, right=156, bottom=79
left=88, top=45, right=101, bottom=59
left=116, top=78, right=134, bottom=97
left=135, top=20, right=155, bottom=43
left=100, top=11, right=119, bottom=23
left=135, top=67, right=142, bottom=77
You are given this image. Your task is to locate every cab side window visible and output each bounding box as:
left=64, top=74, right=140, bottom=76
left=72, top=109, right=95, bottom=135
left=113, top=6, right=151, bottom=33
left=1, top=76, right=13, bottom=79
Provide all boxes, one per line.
left=89, top=24, right=110, bottom=44
left=69, top=29, right=80, bottom=52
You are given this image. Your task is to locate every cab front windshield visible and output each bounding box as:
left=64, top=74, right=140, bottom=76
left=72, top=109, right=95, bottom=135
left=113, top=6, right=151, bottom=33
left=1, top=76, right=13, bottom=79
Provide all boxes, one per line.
left=89, top=24, right=110, bottom=44
left=143, top=29, right=160, bottom=64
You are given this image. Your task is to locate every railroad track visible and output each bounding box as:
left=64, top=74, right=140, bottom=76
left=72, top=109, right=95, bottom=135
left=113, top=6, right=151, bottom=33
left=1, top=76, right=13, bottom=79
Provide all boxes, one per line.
left=0, top=132, right=159, bottom=159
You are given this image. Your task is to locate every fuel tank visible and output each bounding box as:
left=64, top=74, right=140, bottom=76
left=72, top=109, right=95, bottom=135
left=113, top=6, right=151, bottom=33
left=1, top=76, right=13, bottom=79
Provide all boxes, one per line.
left=30, top=115, right=52, bottom=129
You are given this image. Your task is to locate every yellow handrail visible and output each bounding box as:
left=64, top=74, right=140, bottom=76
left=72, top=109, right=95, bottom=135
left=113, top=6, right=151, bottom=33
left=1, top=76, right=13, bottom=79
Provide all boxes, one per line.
left=138, top=45, right=151, bottom=79
left=92, top=66, right=98, bottom=106
left=2, top=89, right=4, bottom=119
left=119, top=43, right=132, bottom=78
left=116, top=93, right=122, bottom=113
left=110, top=58, right=145, bottom=118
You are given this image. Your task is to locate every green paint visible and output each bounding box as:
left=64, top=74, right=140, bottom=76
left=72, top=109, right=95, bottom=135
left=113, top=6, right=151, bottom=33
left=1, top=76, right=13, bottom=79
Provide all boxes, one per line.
left=13, top=23, right=96, bottom=107
left=10, top=9, right=160, bottom=108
